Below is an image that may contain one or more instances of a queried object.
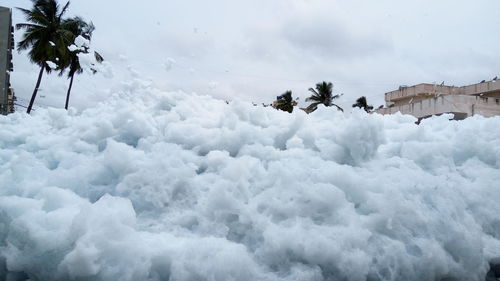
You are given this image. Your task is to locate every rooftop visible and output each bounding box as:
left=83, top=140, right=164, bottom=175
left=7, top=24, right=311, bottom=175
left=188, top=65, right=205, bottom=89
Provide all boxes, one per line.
left=385, top=80, right=500, bottom=104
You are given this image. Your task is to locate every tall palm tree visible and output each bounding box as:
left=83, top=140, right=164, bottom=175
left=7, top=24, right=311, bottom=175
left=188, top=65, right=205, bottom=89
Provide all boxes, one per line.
left=352, top=96, right=374, bottom=113
left=58, top=18, right=102, bottom=110
left=272, top=91, right=298, bottom=113
left=302, top=81, right=343, bottom=113
left=16, top=0, right=76, bottom=113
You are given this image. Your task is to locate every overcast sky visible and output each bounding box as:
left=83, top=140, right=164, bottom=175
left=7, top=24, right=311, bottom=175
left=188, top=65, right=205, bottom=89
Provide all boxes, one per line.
left=1, top=0, right=500, bottom=110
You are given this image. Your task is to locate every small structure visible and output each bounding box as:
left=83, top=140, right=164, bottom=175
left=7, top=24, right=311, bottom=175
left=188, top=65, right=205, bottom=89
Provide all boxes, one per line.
left=375, top=80, right=500, bottom=120
left=0, top=6, right=15, bottom=115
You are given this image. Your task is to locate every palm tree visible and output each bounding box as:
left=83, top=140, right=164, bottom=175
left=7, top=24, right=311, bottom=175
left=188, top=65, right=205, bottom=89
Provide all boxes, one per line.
left=302, top=81, right=343, bottom=113
left=58, top=18, right=103, bottom=109
left=352, top=96, right=374, bottom=113
left=272, top=91, right=298, bottom=113
left=16, top=0, right=76, bottom=113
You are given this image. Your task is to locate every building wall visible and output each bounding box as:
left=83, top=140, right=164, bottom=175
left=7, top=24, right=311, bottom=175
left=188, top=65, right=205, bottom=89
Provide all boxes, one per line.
left=385, top=81, right=500, bottom=107
left=375, top=95, right=500, bottom=119
left=0, top=6, right=14, bottom=115
left=377, top=81, right=500, bottom=119
left=385, top=84, right=461, bottom=106
left=462, top=81, right=500, bottom=96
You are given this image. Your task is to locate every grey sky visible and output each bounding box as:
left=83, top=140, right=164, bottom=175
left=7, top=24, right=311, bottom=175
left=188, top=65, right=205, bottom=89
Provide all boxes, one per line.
left=1, top=0, right=499, bottom=110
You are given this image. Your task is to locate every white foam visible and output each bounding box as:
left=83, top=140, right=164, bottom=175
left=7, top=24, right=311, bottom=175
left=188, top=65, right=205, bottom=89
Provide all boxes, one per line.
left=0, top=83, right=499, bottom=280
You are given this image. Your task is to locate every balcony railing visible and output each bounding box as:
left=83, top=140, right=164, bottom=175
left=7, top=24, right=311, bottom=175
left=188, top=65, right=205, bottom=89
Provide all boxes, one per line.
left=385, top=81, right=500, bottom=103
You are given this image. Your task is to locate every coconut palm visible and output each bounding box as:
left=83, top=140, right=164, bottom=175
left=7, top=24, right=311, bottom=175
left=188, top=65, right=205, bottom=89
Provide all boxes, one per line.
left=302, top=81, right=343, bottom=113
left=58, top=18, right=103, bottom=109
left=16, top=0, right=76, bottom=113
left=272, top=91, right=298, bottom=113
left=352, top=96, right=374, bottom=113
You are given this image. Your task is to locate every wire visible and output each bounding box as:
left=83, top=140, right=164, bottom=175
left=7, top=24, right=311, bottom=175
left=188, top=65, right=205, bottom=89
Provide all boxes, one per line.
left=123, top=56, right=399, bottom=87
left=13, top=102, right=28, bottom=109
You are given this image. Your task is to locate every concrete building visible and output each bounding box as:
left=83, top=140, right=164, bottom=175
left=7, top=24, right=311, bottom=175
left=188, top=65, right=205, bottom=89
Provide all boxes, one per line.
left=375, top=80, right=500, bottom=120
left=0, top=6, right=15, bottom=115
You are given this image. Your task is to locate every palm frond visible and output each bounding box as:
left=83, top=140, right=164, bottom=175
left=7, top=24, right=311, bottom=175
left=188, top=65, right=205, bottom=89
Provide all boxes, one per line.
left=308, top=87, right=319, bottom=96
left=300, top=102, right=321, bottom=114
left=331, top=103, right=344, bottom=112
left=94, top=51, right=104, bottom=63
left=58, top=1, right=70, bottom=20
left=306, top=87, right=321, bottom=102
left=17, top=27, right=47, bottom=51
left=16, top=23, right=44, bottom=30
left=331, top=93, right=342, bottom=100
left=16, top=7, right=34, bottom=18
left=305, top=96, right=321, bottom=103
left=84, top=21, right=96, bottom=40
left=16, top=7, right=49, bottom=26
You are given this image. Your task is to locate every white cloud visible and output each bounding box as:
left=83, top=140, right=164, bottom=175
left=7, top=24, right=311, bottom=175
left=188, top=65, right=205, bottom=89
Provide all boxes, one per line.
left=1, top=0, right=500, bottom=110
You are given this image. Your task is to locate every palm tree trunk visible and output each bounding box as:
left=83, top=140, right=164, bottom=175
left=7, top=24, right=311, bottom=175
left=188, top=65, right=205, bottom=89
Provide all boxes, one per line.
left=27, top=66, right=45, bottom=114
left=65, top=74, right=75, bottom=110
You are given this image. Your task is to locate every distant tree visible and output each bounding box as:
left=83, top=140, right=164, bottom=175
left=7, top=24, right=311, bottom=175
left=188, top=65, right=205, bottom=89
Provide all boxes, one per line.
left=58, top=18, right=103, bottom=110
left=16, top=0, right=77, bottom=113
left=272, top=91, right=298, bottom=113
left=302, top=81, right=343, bottom=113
left=352, top=96, right=374, bottom=113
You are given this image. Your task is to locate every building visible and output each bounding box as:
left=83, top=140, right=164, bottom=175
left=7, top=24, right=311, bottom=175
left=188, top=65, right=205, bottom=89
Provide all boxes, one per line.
left=375, top=80, right=500, bottom=120
left=0, top=6, right=15, bottom=115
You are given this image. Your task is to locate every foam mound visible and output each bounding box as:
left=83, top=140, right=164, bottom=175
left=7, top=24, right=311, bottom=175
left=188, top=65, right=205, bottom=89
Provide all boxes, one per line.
left=1, top=82, right=499, bottom=281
